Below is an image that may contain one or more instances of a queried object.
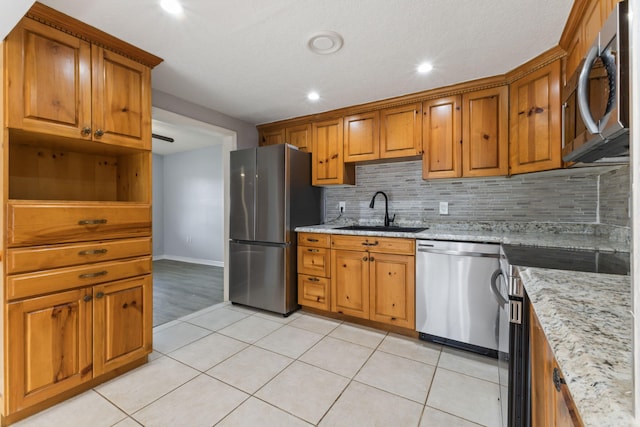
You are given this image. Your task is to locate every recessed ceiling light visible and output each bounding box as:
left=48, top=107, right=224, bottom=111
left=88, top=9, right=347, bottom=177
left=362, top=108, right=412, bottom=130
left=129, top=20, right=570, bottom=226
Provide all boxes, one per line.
left=160, top=0, right=183, bottom=15
left=417, top=62, right=433, bottom=74
left=307, top=31, right=344, bottom=55
left=307, top=91, right=320, bottom=101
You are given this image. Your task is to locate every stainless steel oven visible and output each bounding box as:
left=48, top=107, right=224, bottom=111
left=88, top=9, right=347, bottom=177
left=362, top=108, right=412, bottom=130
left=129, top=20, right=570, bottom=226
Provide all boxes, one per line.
left=562, top=0, right=629, bottom=162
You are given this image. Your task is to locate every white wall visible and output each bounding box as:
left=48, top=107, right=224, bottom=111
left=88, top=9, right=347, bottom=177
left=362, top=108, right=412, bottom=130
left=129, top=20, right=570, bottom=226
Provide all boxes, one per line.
left=154, top=145, right=225, bottom=266
left=152, top=153, right=165, bottom=255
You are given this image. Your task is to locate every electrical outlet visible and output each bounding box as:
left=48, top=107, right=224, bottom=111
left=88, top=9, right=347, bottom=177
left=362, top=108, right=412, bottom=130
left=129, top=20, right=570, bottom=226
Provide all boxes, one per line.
left=339, top=201, right=346, bottom=212
left=439, top=201, right=449, bottom=215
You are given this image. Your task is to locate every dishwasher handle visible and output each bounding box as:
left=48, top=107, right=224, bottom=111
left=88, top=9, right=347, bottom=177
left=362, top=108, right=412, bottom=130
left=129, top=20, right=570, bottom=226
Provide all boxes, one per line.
left=490, top=269, right=509, bottom=306
left=417, top=246, right=499, bottom=259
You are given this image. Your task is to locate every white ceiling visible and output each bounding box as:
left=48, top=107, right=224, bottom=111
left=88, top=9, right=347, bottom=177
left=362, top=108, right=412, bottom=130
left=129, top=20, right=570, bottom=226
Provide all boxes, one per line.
left=30, top=0, right=574, bottom=127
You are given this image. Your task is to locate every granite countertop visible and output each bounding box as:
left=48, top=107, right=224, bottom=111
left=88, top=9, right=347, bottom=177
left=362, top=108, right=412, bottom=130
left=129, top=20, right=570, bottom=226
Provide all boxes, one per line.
left=520, top=267, right=633, bottom=426
left=296, top=223, right=629, bottom=252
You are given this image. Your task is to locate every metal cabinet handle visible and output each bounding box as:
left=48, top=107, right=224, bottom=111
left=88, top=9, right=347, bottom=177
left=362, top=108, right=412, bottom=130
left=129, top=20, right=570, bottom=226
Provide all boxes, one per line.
left=553, top=367, right=566, bottom=392
left=307, top=238, right=319, bottom=242
left=79, top=271, right=108, bottom=279
left=83, top=295, right=92, bottom=302
left=362, top=241, right=379, bottom=247
left=81, top=126, right=91, bottom=136
left=307, top=248, right=319, bottom=253
left=363, top=256, right=368, bottom=261
left=308, top=277, right=320, bottom=282
left=95, top=291, right=105, bottom=299
left=370, top=256, right=375, bottom=262
left=78, top=249, right=108, bottom=256
left=78, top=219, right=107, bottom=225
left=94, top=129, right=105, bottom=137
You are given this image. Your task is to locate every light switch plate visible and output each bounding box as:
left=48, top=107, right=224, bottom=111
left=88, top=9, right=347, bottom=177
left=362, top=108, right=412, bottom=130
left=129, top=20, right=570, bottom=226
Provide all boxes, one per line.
left=339, top=201, right=346, bottom=212
left=439, top=201, right=449, bottom=215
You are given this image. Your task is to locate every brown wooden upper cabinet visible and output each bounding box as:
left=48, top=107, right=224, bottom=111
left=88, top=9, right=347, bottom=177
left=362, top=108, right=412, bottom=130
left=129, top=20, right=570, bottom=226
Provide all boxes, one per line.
left=312, top=118, right=355, bottom=185
left=6, top=18, right=152, bottom=150
left=380, top=103, right=422, bottom=159
left=344, top=112, right=380, bottom=162
left=344, top=104, right=422, bottom=163
left=462, top=86, right=509, bottom=177
left=259, top=128, right=285, bottom=146
left=285, top=124, right=312, bottom=152
left=509, top=60, right=562, bottom=175
left=422, top=86, right=507, bottom=179
left=422, top=96, right=461, bottom=179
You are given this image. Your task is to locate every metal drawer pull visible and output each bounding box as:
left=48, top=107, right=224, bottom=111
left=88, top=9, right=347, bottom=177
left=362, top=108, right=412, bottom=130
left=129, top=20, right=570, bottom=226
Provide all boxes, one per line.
left=362, top=241, right=379, bottom=246
left=307, top=248, right=319, bottom=253
left=96, top=292, right=105, bottom=299
left=307, top=238, right=319, bottom=242
left=308, top=277, right=320, bottom=282
left=78, top=219, right=107, bottom=225
left=79, top=271, right=108, bottom=279
left=78, top=249, right=108, bottom=256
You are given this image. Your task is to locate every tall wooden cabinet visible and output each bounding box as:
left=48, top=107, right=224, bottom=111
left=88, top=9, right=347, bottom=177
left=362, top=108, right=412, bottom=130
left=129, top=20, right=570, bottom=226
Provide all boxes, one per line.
left=1, top=3, right=162, bottom=424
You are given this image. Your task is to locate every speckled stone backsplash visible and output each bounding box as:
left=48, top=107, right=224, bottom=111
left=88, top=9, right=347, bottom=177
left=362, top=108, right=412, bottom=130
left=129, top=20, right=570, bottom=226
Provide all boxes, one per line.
left=324, top=161, right=629, bottom=237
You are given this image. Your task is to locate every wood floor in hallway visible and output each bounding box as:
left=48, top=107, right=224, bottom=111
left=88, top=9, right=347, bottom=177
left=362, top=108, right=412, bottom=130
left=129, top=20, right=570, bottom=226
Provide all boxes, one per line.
left=153, top=259, right=224, bottom=326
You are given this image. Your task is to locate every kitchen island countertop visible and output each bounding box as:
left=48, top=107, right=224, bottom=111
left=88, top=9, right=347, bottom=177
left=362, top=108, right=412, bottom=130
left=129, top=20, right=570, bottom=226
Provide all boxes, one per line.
left=520, top=267, right=633, bottom=426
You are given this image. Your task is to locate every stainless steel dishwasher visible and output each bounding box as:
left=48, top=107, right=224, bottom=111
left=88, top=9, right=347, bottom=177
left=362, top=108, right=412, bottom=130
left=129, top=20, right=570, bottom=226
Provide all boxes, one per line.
left=416, top=239, right=501, bottom=357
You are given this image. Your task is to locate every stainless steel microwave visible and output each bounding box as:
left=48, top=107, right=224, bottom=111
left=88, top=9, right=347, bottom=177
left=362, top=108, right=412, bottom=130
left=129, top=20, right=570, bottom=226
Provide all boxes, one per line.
left=562, top=0, right=629, bottom=163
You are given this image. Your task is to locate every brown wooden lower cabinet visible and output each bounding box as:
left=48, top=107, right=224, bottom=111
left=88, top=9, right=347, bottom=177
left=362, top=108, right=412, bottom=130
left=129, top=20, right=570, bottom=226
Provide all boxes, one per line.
left=6, top=275, right=152, bottom=415
left=297, top=233, right=415, bottom=330
left=530, top=307, right=584, bottom=427
left=7, top=288, right=93, bottom=413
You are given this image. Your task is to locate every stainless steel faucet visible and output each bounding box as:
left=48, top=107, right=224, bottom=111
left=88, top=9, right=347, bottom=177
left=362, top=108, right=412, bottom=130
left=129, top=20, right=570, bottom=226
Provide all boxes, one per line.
left=369, top=191, right=395, bottom=226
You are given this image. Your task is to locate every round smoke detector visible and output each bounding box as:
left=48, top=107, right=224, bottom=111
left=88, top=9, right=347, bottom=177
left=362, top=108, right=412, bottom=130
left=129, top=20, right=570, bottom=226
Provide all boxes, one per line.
left=307, top=31, right=344, bottom=55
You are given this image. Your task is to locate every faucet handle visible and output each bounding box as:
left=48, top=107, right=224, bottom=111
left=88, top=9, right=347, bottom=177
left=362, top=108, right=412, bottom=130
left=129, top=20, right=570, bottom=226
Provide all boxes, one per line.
left=389, top=214, right=396, bottom=226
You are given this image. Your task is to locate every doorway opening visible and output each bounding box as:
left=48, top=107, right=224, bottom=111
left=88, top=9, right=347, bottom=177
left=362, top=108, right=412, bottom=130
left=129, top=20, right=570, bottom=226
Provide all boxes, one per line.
left=151, top=107, right=236, bottom=326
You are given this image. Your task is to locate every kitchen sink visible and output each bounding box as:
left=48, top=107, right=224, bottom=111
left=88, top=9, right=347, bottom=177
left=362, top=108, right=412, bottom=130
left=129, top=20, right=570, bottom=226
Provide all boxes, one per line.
left=335, top=225, right=429, bottom=233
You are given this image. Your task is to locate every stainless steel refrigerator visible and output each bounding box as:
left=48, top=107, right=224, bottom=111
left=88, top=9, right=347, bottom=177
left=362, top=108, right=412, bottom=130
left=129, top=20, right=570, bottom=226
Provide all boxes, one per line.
left=229, top=144, right=322, bottom=315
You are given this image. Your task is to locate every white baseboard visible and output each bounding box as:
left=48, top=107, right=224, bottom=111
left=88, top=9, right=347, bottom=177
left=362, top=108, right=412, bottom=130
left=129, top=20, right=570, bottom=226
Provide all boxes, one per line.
left=152, top=254, right=224, bottom=267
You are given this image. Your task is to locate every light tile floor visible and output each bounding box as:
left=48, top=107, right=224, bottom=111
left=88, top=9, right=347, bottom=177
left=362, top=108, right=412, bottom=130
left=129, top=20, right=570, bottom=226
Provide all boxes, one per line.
left=14, top=303, right=503, bottom=427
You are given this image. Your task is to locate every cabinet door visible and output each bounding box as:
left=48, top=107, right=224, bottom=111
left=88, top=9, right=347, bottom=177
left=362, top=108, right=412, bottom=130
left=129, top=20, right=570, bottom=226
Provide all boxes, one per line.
left=6, top=18, right=92, bottom=140
left=93, top=275, right=152, bottom=376
left=7, top=288, right=92, bottom=413
left=462, top=86, right=509, bottom=177
left=344, top=112, right=379, bottom=162
left=286, top=124, right=311, bottom=152
left=422, top=96, right=462, bottom=179
left=92, top=46, right=151, bottom=150
left=380, top=103, right=422, bottom=159
left=530, top=307, right=584, bottom=427
left=509, top=60, right=561, bottom=174
left=331, top=249, right=369, bottom=319
left=369, top=253, right=415, bottom=328
left=260, top=128, right=285, bottom=146
left=312, top=118, right=354, bottom=185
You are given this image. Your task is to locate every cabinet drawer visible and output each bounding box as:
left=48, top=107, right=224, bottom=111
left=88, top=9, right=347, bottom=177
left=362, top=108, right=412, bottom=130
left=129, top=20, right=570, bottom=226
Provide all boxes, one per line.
left=331, top=234, right=415, bottom=254
left=298, top=246, right=330, bottom=277
left=7, top=257, right=152, bottom=300
left=6, top=237, right=152, bottom=274
left=298, top=274, right=330, bottom=311
left=298, top=232, right=331, bottom=248
left=7, top=202, right=151, bottom=246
